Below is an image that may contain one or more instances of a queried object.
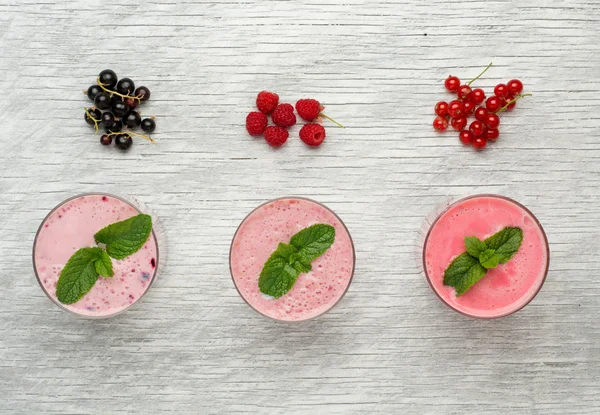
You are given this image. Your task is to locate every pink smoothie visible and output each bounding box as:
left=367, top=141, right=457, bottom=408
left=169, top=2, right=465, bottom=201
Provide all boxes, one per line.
left=33, top=194, right=158, bottom=317
left=230, top=198, right=355, bottom=321
left=423, top=195, right=549, bottom=318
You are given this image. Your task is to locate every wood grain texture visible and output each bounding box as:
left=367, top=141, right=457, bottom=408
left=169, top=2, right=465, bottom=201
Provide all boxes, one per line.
left=1, top=0, right=599, bottom=413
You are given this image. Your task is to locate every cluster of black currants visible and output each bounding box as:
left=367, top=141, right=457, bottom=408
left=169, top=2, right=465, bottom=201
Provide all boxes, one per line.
left=84, top=69, right=156, bottom=150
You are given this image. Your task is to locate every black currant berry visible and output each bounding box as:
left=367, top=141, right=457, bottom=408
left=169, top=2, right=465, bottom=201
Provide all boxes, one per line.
left=101, top=112, right=115, bottom=127
left=94, top=92, right=111, bottom=110
left=115, top=134, right=133, bottom=150
left=87, top=85, right=102, bottom=101
left=141, top=118, right=156, bottom=133
left=98, top=69, right=118, bottom=89
left=134, top=86, right=151, bottom=101
left=100, top=134, right=113, bottom=146
left=123, top=110, right=141, bottom=128
left=106, top=119, right=123, bottom=133
left=125, top=97, right=138, bottom=109
left=112, top=100, right=128, bottom=118
left=116, top=78, right=135, bottom=95
left=84, top=108, right=101, bottom=125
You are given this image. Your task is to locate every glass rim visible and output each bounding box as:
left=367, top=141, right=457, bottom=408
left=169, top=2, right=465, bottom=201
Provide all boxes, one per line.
left=229, top=196, right=356, bottom=323
left=32, top=192, right=161, bottom=319
left=422, top=194, right=550, bottom=319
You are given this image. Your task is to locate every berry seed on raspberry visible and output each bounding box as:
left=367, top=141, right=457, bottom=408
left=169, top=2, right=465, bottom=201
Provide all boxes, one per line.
left=264, top=126, right=289, bottom=147
left=272, top=103, right=296, bottom=128
left=245, top=112, right=268, bottom=136
left=256, top=91, right=279, bottom=114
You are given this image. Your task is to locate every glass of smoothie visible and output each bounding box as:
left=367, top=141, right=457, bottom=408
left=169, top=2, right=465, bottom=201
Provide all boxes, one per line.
left=422, top=194, right=549, bottom=318
left=230, top=197, right=355, bottom=322
left=33, top=193, right=161, bottom=318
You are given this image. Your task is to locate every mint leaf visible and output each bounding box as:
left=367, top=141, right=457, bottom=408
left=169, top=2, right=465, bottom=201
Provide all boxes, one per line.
left=258, top=224, right=336, bottom=298
left=443, top=253, right=488, bottom=296
left=479, top=249, right=501, bottom=269
left=291, top=257, right=312, bottom=273
left=484, top=227, right=523, bottom=264
left=56, top=247, right=103, bottom=304
left=290, top=224, right=335, bottom=262
left=275, top=243, right=298, bottom=261
left=94, top=250, right=114, bottom=277
left=258, top=254, right=300, bottom=299
left=94, top=214, right=152, bottom=260
left=464, top=236, right=486, bottom=258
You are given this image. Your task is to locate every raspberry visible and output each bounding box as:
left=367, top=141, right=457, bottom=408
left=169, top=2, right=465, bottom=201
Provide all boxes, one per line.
left=272, top=104, right=296, bottom=128
left=295, top=99, right=323, bottom=121
left=299, top=123, right=326, bottom=147
left=256, top=91, right=279, bottom=114
left=245, top=112, right=268, bottom=136
left=264, top=126, right=289, bottom=147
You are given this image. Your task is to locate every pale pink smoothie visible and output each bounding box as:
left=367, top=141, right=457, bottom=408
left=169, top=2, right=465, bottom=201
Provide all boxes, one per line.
left=423, top=195, right=549, bottom=318
left=230, top=198, right=355, bottom=321
left=33, top=194, right=159, bottom=317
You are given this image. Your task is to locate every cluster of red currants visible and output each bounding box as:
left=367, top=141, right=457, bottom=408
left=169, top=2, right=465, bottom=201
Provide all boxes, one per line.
left=433, top=63, right=530, bottom=149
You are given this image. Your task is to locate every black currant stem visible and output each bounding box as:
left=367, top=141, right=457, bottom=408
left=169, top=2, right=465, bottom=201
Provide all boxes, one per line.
left=96, top=77, right=143, bottom=102
left=496, top=93, right=532, bottom=113
left=320, top=113, right=345, bottom=128
left=84, top=107, right=100, bottom=133
left=107, top=131, right=156, bottom=144
left=467, top=62, right=493, bottom=86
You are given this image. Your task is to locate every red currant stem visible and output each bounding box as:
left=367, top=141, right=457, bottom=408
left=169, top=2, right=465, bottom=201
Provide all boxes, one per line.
left=96, top=77, right=143, bottom=102
left=467, top=62, right=493, bottom=86
left=84, top=107, right=100, bottom=133
left=319, top=113, right=345, bottom=128
left=496, top=93, right=532, bottom=113
left=106, top=131, right=156, bottom=144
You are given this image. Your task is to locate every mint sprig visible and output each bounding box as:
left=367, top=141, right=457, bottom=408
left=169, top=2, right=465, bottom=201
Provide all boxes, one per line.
left=443, top=227, right=523, bottom=296
left=258, top=224, right=335, bottom=299
left=56, top=214, right=152, bottom=305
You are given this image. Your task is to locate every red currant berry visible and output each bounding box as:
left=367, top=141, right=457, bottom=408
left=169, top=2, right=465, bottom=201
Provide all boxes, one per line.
left=486, top=96, right=503, bottom=113
left=463, top=100, right=475, bottom=114
left=457, top=85, right=472, bottom=101
left=459, top=130, right=474, bottom=145
left=433, top=116, right=449, bottom=132
left=472, top=136, right=487, bottom=149
left=507, top=79, right=523, bottom=95
left=451, top=116, right=467, bottom=131
left=445, top=76, right=460, bottom=92
left=471, top=88, right=486, bottom=104
left=474, top=106, right=488, bottom=122
left=485, top=113, right=500, bottom=129
left=447, top=100, right=465, bottom=118
left=486, top=128, right=500, bottom=141
left=469, top=120, right=485, bottom=137
left=435, top=102, right=449, bottom=117
left=494, top=84, right=509, bottom=98
left=504, top=95, right=517, bottom=111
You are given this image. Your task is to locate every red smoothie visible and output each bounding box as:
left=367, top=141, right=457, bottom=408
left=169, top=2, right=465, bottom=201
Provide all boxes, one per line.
left=423, top=195, right=549, bottom=318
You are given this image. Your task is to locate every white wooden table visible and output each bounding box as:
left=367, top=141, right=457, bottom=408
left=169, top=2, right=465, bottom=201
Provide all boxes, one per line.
left=1, top=1, right=599, bottom=414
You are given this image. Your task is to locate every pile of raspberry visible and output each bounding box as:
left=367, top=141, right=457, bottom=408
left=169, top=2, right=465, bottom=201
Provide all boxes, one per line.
left=433, top=63, right=530, bottom=150
left=246, top=91, right=342, bottom=148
